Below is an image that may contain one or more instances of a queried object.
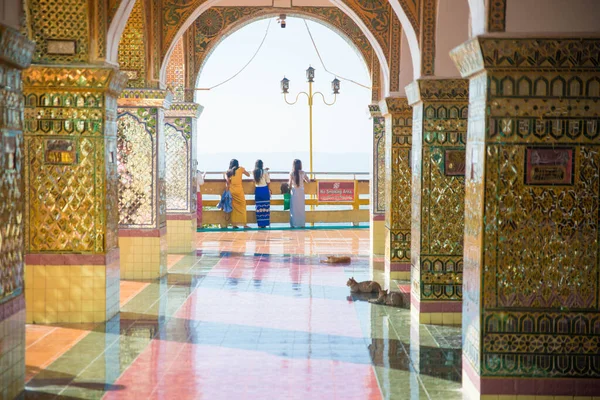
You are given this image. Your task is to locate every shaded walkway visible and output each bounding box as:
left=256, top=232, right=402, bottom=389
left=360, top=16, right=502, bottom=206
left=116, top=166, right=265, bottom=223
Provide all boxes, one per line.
left=24, top=230, right=461, bottom=399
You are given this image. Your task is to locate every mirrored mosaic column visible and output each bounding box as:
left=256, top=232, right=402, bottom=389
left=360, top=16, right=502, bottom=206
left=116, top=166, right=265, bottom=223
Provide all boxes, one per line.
left=369, top=104, right=386, bottom=257
left=165, top=103, right=203, bottom=253
left=451, top=37, right=600, bottom=399
left=406, top=79, right=468, bottom=326
left=117, top=89, right=172, bottom=280
left=0, top=25, right=33, bottom=399
left=380, top=97, right=412, bottom=287
left=23, top=66, right=127, bottom=325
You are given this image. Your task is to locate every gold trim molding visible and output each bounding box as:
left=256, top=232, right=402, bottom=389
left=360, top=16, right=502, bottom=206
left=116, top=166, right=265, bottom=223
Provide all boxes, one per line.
left=380, top=97, right=412, bottom=116
left=451, top=36, right=600, bottom=78
left=118, top=89, right=174, bottom=108
left=165, top=102, right=204, bottom=118
left=22, top=66, right=128, bottom=96
left=406, top=79, right=469, bottom=106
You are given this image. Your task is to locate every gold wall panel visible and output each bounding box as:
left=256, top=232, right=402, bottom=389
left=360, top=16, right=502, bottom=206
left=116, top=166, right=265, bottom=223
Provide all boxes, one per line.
left=383, top=97, right=412, bottom=264
left=407, top=79, right=468, bottom=304
left=452, top=37, right=600, bottom=379
left=117, top=108, right=158, bottom=228
left=117, top=89, right=171, bottom=230
left=118, top=0, right=147, bottom=88
left=166, top=37, right=185, bottom=102
left=369, top=104, right=385, bottom=215
left=23, top=67, right=126, bottom=254
left=165, top=120, right=191, bottom=213
left=26, top=0, right=90, bottom=63
left=164, top=102, right=201, bottom=216
left=0, top=26, right=34, bottom=303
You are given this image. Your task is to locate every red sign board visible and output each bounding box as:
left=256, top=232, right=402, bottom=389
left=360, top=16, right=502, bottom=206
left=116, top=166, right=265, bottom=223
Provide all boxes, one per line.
left=317, top=181, right=355, bottom=202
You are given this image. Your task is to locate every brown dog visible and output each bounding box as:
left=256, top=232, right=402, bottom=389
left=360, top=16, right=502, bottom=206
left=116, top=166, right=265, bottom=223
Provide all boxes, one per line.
left=346, top=277, right=382, bottom=293
left=368, top=289, right=403, bottom=306
left=321, top=256, right=352, bottom=264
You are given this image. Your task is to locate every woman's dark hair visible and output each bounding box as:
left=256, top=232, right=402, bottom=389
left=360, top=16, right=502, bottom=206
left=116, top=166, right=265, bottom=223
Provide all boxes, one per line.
left=227, top=159, right=239, bottom=178
left=292, top=159, right=302, bottom=187
left=253, top=159, right=263, bottom=183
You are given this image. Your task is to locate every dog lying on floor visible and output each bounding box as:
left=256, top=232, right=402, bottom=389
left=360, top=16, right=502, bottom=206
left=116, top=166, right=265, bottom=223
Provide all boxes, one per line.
left=320, top=256, right=352, bottom=264
left=346, top=277, right=382, bottom=293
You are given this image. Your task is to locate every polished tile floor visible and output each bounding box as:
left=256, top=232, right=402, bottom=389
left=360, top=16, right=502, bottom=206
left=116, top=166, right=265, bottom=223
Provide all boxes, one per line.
left=24, top=229, right=462, bottom=399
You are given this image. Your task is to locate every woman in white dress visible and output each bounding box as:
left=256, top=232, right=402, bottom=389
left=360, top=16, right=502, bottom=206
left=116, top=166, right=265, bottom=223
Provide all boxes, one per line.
left=288, top=159, right=310, bottom=228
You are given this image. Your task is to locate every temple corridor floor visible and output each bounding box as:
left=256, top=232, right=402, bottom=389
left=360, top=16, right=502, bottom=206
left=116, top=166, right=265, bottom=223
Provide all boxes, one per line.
left=24, top=229, right=462, bottom=400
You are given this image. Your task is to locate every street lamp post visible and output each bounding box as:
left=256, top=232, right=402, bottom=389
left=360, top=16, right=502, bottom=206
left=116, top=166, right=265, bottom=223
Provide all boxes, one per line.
left=280, top=66, right=340, bottom=175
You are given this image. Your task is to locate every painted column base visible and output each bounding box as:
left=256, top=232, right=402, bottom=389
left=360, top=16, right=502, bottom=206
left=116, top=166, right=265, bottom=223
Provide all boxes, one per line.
left=384, top=226, right=411, bottom=284
left=166, top=215, right=197, bottom=254
left=119, top=229, right=167, bottom=280
left=410, top=294, right=462, bottom=325
left=370, top=214, right=385, bottom=256
left=462, top=356, right=600, bottom=399
left=0, top=295, right=25, bottom=399
left=24, top=250, right=120, bottom=324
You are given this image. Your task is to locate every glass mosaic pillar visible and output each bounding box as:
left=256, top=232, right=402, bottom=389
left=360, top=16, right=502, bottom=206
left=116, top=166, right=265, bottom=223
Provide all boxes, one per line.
left=369, top=104, right=386, bottom=257
left=165, top=103, right=203, bottom=253
left=23, top=66, right=127, bottom=325
left=0, top=25, right=33, bottom=399
left=451, top=37, right=600, bottom=398
left=117, top=89, right=172, bottom=280
left=406, top=79, right=469, bottom=326
left=380, top=97, right=412, bottom=288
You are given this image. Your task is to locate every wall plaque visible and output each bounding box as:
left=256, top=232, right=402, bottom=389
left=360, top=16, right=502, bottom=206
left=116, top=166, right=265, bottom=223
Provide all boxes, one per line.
left=525, top=147, right=573, bottom=185
left=445, top=149, right=466, bottom=176
left=47, top=39, right=77, bottom=55
left=45, top=139, right=78, bottom=165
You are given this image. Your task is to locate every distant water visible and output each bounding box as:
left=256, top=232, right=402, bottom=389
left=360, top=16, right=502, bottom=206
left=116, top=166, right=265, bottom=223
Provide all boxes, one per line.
left=198, top=152, right=371, bottom=176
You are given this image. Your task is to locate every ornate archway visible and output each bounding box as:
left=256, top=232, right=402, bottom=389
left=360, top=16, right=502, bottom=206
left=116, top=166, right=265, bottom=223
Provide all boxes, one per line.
left=165, top=6, right=384, bottom=103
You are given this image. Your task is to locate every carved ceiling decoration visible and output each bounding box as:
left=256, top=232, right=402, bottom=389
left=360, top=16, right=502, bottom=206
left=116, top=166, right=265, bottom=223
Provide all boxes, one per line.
left=488, top=0, right=507, bottom=32
left=161, top=0, right=402, bottom=91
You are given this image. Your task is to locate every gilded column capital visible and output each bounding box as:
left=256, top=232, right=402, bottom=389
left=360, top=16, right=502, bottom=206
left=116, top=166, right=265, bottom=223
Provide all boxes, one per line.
left=368, top=104, right=382, bottom=118
left=165, top=102, right=204, bottom=119
left=406, top=78, right=469, bottom=106
left=0, top=25, right=34, bottom=69
left=451, top=36, right=600, bottom=78
left=23, top=66, right=128, bottom=97
left=379, top=97, right=411, bottom=117
left=118, top=89, right=174, bottom=109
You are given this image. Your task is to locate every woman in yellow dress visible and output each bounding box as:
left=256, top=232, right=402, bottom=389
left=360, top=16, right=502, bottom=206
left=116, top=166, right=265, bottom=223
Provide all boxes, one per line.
left=225, top=159, right=250, bottom=229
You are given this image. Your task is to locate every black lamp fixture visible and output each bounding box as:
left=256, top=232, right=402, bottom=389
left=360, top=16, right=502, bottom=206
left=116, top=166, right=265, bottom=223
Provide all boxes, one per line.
left=306, top=66, right=315, bottom=83
left=280, top=77, right=290, bottom=94
left=331, top=78, right=340, bottom=94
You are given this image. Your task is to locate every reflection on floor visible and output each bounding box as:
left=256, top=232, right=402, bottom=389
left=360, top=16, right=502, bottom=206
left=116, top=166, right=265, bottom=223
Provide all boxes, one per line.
left=24, top=229, right=462, bottom=399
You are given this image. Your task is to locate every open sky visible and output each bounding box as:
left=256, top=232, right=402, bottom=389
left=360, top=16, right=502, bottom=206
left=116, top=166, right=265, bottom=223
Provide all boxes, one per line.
left=194, top=16, right=373, bottom=172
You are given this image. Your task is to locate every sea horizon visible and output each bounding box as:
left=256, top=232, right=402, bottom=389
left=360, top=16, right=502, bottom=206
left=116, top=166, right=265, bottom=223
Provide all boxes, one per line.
left=197, top=151, right=372, bottom=176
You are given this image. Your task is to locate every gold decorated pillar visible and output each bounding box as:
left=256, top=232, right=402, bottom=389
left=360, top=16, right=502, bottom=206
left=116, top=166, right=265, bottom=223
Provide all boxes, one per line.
left=451, top=36, right=600, bottom=399
left=23, top=66, right=127, bottom=324
left=369, top=104, right=386, bottom=257
left=117, top=89, right=172, bottom=280
left=0, top=25, right=33, bottom=398
left=165, top=103, right=203, bottom=253
left=406, top=79, right=469, bottom=326
left=380, top=97, right=412, bottom=287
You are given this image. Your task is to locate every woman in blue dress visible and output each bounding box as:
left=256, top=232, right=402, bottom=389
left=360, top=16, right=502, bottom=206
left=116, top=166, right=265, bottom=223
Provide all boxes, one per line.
left=253, top=159, right=271, bottom=228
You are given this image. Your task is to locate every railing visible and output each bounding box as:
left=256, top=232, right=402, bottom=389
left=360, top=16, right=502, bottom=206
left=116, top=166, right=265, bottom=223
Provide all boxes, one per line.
left=199, top=171, right=370, bottom=226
